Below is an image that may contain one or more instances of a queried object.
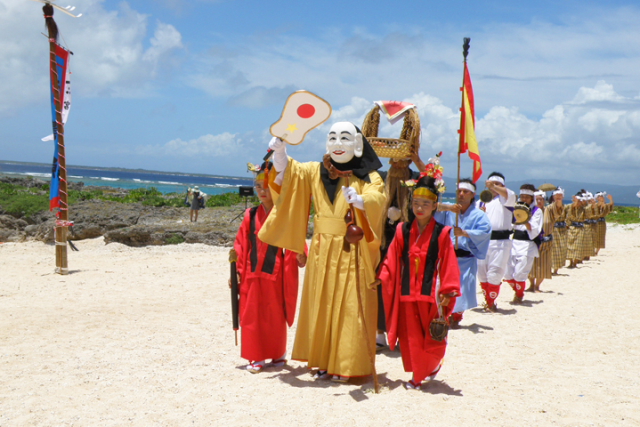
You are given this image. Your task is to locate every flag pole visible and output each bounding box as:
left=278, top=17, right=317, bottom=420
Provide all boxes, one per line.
left=455, top=37, right=471, bottom=249
left=43, top=4, right=69, bottom=275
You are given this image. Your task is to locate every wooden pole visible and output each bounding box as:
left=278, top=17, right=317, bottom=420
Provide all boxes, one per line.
left=455, top=38, right=471, bottom=250
left=44, top=4, right=69, bottom=275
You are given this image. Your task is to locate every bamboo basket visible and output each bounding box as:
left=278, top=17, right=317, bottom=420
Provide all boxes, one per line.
left=361, top=105, right=421, bottom=159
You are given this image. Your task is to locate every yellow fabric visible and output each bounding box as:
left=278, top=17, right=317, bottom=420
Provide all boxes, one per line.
left=462, top=85, right=482, bottom=179
left=258, top=158, right=386, bottom=377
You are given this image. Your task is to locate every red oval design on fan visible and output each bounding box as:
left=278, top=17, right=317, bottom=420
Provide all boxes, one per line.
left=297, top=104, right=315, bottom=119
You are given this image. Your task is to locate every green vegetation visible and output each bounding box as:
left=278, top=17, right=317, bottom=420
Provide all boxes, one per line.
left=0, top=180, right=257, bottom=220
left=608, top=206, right=640, bottom=225
left=0, top=182, right=49, bottom=219
left=165, top=234, right=185, bottom=245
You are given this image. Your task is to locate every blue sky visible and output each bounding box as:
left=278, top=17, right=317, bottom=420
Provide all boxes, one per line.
left=1, top=0, right=640, bottom=186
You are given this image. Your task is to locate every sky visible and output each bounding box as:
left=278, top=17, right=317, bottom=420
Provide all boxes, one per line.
left=1, top=0, right=640, bottom=186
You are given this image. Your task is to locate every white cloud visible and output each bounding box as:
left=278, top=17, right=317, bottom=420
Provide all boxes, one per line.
left=139, top=132, right=242, bottom=157
left=0, top=0, right=184, bottom=113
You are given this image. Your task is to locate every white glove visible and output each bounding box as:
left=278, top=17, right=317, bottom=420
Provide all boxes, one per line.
left=269, top=136, right=286, bottom=152
left=387, top=206, right=402, bottom=222
left=342, top=186, right=364, bottom=210
left=269, top=137, right=288, bottom=172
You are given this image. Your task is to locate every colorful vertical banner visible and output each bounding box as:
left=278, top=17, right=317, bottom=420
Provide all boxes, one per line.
left=458, top=62, right=483, bottom=183
left=49, top=43, right=70, bottom=211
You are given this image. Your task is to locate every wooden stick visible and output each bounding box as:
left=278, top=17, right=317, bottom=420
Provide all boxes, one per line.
left=455, top=38, right=471, bottom=250
left=44, top=5, right=69, bottom=275
left=346, top=176, right=380, bottom=393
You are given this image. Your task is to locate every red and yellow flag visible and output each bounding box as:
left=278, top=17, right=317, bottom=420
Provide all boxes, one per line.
left=458, top=62, right=482, bottom=183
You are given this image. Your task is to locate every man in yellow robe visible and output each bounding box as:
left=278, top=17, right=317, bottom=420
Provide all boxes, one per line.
left=258, top=122, right=386, bottom=381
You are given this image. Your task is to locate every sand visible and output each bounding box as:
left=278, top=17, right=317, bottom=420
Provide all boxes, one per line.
left=1, top=224, right=639, bottom=426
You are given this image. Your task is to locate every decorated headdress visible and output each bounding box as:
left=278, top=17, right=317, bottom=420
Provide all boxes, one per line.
left=247, top=161, right=273, bottom=188
left=402, top=152, right=446, bottom=201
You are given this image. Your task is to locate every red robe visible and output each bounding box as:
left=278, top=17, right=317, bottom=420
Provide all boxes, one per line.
left=378, top=218, right=460, bottom=383
left=234, top=205, right=300, bottom=362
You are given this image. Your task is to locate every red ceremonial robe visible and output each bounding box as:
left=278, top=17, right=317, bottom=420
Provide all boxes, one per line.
left=234, top=204, right=300, bottom=363
left=378, top=218, right=460, bottom=383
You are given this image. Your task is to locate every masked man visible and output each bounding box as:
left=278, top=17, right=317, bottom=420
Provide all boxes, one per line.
left=476, top=172, right=517, bottom=311
left=435, top=178, right=491, bottom=327
left=259, top=122, right=386, bottom=382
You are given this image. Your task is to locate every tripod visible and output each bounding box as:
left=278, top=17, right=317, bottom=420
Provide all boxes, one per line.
left=230, top=186, right=255, bottom=223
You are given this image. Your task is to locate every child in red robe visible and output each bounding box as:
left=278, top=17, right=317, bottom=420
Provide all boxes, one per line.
left=233, top=162, right=306, bottom=373
left=378, top=170, right=460, bottom=390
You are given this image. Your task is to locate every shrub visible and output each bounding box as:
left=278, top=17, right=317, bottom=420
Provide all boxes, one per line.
left=166, top=234, right=185, bottom=245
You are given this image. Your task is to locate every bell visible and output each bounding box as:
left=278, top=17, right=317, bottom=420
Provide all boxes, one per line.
left=480, top=189, right=493, bottom=203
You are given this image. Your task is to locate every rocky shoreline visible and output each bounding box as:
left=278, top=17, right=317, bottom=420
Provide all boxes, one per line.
left=0, top=177, right=247, bottom=246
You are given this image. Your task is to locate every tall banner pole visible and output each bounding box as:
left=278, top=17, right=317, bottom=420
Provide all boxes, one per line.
left=43, top=4, right=69, bottom=274
left=455, top=38, right=471, bottom=249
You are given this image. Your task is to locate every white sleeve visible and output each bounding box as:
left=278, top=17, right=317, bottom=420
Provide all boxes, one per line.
left=500, top=188, right=517, bottom=207
left=527, top=208, right=543, bottom=240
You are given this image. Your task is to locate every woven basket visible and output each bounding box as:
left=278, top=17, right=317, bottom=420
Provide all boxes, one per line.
left=361, top=106, right=421, bottom=159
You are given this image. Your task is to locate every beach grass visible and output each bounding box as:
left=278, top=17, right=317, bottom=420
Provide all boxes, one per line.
left=608, top=205, right=640, bottom=224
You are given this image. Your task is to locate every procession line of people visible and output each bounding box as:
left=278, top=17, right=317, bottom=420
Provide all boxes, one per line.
left=229, top=120, right=614, bottom=391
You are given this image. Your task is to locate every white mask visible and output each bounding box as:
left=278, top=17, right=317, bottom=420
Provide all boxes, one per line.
left=325, top=122, right=363, bottom=164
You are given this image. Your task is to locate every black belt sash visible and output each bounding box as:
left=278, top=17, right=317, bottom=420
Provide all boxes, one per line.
left=401, top=220, right=444, bottom=297
left=570, top=222, right=584, bottom=228
left=455, top=248, right=473, bottom=258
left=491, top=229, right=512, bottom=240
left=249, top=206, right=280, bottom=274
left=554, top=221, right=567, bottom=228
left=585, top=219, right=597, bottom=224
left=597, top=217, right=606, bottom=223
left=513, top=229, right=542, bottom=247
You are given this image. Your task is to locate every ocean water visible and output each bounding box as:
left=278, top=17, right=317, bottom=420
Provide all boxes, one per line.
left=0, top=160, right=460, bottom=204
left=0, top=161, right=253, bottom=195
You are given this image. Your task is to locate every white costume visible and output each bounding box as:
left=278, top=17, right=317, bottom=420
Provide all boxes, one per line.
left=476, top=188, right=517, bottom=285
left=504, top=206, right=543, bottom=282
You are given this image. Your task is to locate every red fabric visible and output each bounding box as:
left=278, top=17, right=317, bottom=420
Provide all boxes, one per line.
left=234, top=205, right=301, bottom=362
left=378, top=218, right=461, bottom=382
left=451, top=312, right=463, bottom=322
left=481, top=282, right=501, bottom=307
left=513, top=281, right=526, bottom=299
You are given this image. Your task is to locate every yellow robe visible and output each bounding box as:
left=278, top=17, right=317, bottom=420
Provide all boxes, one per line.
left=258, top=158, right=386, bottom=377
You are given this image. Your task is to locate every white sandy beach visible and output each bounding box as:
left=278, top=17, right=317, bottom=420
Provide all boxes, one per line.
left=1, top=224, right=639, bottom=426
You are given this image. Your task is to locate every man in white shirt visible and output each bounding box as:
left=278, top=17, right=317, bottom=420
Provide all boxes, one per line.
left=503, top=184, right=544, bottom=303
left=476, top=172, right=516, bottom=311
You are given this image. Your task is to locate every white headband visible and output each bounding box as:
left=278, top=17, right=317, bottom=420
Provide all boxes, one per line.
left=534, top=190, right=545, bottom=197
left=553, top=187, right=564, bottom=196
left=520, top=189, right=535, bottom=196
left=595, top=192, right=606, bottom=198
left=458, top=182, right=476, bottom=192
left=487, top=175, right=505, bottom=185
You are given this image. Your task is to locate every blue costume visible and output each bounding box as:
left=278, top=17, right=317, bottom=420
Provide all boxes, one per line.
left=434, top=204, right=491, bottom=313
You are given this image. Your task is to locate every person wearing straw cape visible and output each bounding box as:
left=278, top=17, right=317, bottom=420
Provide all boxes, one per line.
left=594, top=191, right=614, bottom=254
left=548, top=188, right=568, bottom=275
left=258, top=122, right=385, bottom=383
left=231, top=162, right=306, bottom=373
left=527, top=190, right=553, bottom=292
left=435, top=177, right=491, bottom=328
left=377, top=169, right=460, bottom=390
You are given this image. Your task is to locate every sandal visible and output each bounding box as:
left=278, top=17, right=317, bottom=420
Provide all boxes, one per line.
left=404, top=379, right=422, bottom=390
left=313, top=370, right=329, bottom=380
left=271, top=358, right=287, bottom=367
left=246, top=361, right=265, bottom=374
left=331, top=375, right=349, bottom=383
